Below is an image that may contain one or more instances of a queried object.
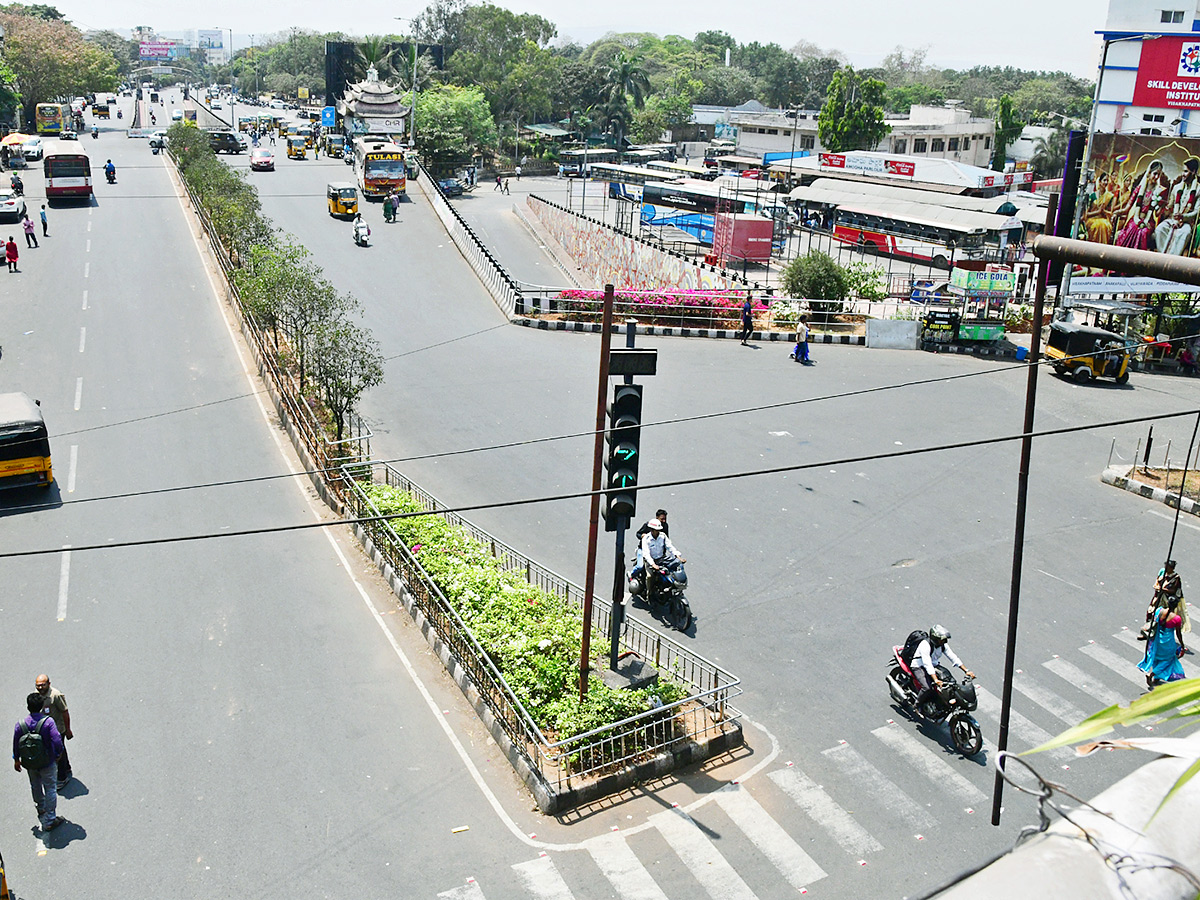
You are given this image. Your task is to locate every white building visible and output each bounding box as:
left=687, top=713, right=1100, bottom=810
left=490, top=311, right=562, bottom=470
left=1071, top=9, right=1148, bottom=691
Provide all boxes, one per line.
left=1093, top=0, right=1200, bottom=135
left=731, top=104, right=994, bottom=168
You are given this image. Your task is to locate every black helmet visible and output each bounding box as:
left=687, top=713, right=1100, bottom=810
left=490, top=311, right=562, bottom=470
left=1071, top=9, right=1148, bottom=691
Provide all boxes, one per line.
left=930, top=624, right=951, bottom=644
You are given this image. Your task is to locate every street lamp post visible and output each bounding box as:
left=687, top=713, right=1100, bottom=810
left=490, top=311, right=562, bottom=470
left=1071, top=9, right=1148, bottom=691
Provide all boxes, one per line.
left=394, top=17, right=420, bottom=148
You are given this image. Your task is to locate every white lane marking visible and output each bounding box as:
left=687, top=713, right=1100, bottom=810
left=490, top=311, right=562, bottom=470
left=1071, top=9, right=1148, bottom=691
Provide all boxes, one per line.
left=78, top=327, right=85, bottom=353
left=1149, top=508, right=1200, bottom=532
left=822, top=742, right=934, bottom=828
left=584, top=832, right=669, bottom=900
left=768, top=766, right=883, bottom=855
left=85, top=238, right=90, bottom=253
left=870, top=722, right=985, bottom=803
left=1012, top=673, right=1087, bottom=725
left=1114, top=629, right=1145, bottom=650
left=81, top=290, right=87, bottom=310
left=56, top=547, right=71, bottom=621
left=1080, top=643, right=1147, bottom=687
left=437, top=882, right=486, bottom=900
left=713, top=782, right=827, bottom=890
left=511, top=856, right=575, bottom=900
left=83, top=261, right=89, bottom=278
left=86, top=220, right=91, bottom=231
left=1036, top=568, right=1085, bottom=591
left=1042, top=658, right=1125, bottom=707
left=67, top=445, right=78, bottom=493
left=976, top=687, right=1072, bottom=758
left=650, top=808, right=758, bottom=900
left=73, top=377, right=82, bottom=411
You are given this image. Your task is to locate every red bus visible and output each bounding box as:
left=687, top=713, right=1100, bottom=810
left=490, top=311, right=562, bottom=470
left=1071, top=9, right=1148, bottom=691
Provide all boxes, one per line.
left=43, top=144, right=92, bottom=198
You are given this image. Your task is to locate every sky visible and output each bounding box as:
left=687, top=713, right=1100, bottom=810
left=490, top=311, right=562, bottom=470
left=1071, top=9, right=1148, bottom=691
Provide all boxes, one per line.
left=60, top=0, right=1108, bottom=80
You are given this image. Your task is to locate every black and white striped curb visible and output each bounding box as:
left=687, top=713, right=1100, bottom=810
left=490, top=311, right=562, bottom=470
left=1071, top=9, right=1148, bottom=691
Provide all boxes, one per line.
left=921, top=341, right=1021, bottom=360
left=1102, top=465, right=1200, bottom=518
left=510, top=317, right=866, bottom=345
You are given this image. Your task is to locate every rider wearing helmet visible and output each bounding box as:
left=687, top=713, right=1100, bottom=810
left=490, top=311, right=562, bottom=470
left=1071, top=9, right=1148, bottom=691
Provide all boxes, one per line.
left=913, top=625, right=974, bottom=709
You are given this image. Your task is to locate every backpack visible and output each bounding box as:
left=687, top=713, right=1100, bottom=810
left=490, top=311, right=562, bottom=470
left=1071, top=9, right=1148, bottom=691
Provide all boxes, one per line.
left=900, top=630, right=929, bottom=666
left=16, top=717, right=52, bottom=770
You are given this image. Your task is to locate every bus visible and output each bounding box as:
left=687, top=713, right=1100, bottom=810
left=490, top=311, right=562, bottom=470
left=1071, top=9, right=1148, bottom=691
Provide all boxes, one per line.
left=35, top=103, right=66, bottom=135
left=640, top=180, right=752, bottom=245
left=647, top=160, right=715, bottom=181
left=353, top=138, right=407, bottom=197
left=43, top=142, right=92, bottom=198
left=589, top=163, right=682, bottom=200
left=0, top=392, right=52, bottom=489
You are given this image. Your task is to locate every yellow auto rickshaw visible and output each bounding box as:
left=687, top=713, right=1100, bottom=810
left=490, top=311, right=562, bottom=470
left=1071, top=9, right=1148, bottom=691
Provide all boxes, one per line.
left=297, top=125, right=314, bottom=149
left=327, top=182, right=358, bottom=217
left=287, top=136, right=308, bottom=160
left=1045, top=321, right=1131, bottom=385
left=323, top=134, right=345, bottom=158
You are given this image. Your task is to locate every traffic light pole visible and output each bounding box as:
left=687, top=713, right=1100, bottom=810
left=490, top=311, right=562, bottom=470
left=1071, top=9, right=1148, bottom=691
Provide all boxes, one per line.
left=609, top=320, right=637, bottom=669
left=579, top=285, right=615, bottom=701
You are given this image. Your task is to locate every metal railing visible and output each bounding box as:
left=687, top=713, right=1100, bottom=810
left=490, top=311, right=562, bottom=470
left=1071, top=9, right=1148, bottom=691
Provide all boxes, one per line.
left=421, top=160, right=524, bottom=317
left=173, top=158, right=372, bottom=497
left=341, top=460, right=742, bottom=795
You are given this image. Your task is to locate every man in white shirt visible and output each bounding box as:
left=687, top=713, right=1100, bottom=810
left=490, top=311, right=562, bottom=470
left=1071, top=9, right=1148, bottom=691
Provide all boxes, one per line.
left=912, top=625, right=974, bottom=709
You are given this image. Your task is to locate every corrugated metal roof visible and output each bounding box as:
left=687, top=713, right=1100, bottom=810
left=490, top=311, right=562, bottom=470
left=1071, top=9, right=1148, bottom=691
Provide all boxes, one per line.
left=788, top=183, right=1021, bottom=232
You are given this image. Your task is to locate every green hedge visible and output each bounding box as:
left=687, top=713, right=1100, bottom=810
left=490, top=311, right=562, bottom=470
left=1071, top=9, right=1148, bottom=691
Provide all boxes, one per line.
left=363, top=482, right=687, bottom=766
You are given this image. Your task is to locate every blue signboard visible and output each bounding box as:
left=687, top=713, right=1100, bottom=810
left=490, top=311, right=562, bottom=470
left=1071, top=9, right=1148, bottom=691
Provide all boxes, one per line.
left=321, top=106, right=336, bottom=128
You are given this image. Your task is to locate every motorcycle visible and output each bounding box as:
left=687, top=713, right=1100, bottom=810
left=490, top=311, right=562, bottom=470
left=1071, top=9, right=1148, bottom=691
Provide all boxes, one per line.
left=628, top=552, right=693, bottom=631
left=117, top=109, right=123, bottom=119
left=886, top=648, right=982, bottom=755
left=105, top=169, right=116, bottom=184
left=353, top=223, right=371, bottom=247
left=9, top=177, right=23, bottom=197
left=91, top=127, right=98, bottom=139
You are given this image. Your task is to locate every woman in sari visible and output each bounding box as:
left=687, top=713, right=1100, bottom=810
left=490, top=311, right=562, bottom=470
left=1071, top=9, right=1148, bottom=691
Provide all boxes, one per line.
left=1083, top=172, right=1117, bottom=244
left=1138, top=609, right=1186, bottom=688
left=1115, top=161, right=1168, bottom=250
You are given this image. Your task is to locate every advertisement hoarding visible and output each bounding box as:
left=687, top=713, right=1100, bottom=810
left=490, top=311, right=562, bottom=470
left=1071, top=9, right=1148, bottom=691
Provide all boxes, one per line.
left=1131, top=36, right=1200, bottom=109
left=139, top=41, right=177, bottom=60
left=197, top=29, right=223, bottom=50
left=1072, top=133, right=1200, bottom=286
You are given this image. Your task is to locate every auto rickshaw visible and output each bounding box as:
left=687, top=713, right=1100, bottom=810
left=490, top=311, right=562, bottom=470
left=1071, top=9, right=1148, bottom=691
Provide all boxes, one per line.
left=297, top=126, right=314, bottom=149
left=323, top=134, right=345, bottom=158
left=287, top=136, right=308, bottom=160
left=327, top=182, right=358, bottom=217
left=94, top=104, right=110, bottom=119
left=1045, top=321, right=1131, bottom=385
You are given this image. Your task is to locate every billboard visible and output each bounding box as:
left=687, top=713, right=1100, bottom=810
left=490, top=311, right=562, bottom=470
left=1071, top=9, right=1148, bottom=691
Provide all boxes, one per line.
left=197, top=29, right=223, bottom=50
left=1131, top=36, right=1200, bottom=109
left=1070, top=133, right=1200, bottom=290
left=818, top=153, right=915, bottom=177
left=139, top=41, right=177, bottom=60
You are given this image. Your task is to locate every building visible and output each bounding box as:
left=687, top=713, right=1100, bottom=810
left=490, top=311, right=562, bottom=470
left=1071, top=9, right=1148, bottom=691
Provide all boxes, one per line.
left=335, top=66, right=408, bottom=141
left=767, top=150, right=1034, bottom=196
left=1093, top=0, right=1200, bottom=135
left=731, top=104, right=995, bottom=168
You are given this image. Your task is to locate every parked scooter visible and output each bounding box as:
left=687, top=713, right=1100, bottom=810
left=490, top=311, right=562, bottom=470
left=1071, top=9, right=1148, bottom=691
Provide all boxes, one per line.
left=628, top=552, right=693, bottom=631
left=885, top=648, right=982, bottom=755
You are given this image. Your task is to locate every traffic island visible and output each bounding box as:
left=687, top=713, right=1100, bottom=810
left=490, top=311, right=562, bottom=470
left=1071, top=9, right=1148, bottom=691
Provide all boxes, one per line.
left=1102, top=465, right=1200, bottom=518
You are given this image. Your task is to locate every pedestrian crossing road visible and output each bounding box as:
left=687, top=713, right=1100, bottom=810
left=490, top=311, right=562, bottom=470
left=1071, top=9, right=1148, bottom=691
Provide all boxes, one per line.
left=434, top=626, right=1169, bottom=900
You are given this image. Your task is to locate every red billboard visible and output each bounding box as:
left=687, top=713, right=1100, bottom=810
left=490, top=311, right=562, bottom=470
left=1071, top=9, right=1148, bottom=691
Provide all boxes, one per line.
left=1131, top=36, right=1200, bottom=109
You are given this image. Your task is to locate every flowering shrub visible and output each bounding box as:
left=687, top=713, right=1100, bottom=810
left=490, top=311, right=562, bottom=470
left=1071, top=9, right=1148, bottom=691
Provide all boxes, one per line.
left=557, top=288, right=765, bottom=328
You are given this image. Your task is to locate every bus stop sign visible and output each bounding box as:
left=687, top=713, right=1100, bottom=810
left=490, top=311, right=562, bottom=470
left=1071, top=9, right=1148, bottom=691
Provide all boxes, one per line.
left=321, top=106, right=336, bottom=128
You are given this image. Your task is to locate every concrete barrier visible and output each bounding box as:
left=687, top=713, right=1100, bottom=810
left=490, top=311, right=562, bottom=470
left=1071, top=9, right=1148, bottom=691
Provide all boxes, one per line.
left=866, top=317, right=920, bottom=350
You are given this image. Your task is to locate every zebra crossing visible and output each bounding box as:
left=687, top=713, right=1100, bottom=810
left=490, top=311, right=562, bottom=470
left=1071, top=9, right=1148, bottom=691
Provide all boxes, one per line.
left=436, top=628, right=1161, bottom=900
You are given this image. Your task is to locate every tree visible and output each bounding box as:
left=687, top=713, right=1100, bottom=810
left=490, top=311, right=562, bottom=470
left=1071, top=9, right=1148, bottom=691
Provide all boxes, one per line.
left=790, top=39, right=847, bottom=65
left=992, top=93, right=1024, bottom=172
left=792, top=56, right=841, bottom=109
left=311, top=313, right=384, bottom=442
left=352, top=35, right=397, bottom=82
left=85, top=30, right=139, bottom=78
left=600, top=51, right=650, bottom=150
left=781, top=251, right=847, bottom=323
left=818, top=67, right=890, bottom=153
left=693, top=65, right=756, bottom=106
left=1030, top=125, right=1070, bottom=180
left=414, top=83, right=497, bottom=173
left=0, top=3, right=63, bottom=19
left=0, top=12, right=118, bottom=123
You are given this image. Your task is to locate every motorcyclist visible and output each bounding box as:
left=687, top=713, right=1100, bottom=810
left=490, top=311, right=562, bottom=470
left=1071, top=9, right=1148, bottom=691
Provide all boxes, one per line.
left=9, top=172, right=23, bottom=195
left=912, top=625, right=974, bottom=711
left=631, top=509, right=669, bottom=578
left=639, top=519, right=684, bottom=594
left=91, top=125, right=99, bottom=138
left=353, top=213, right=370, bottom=245
left=104, top=159, right=116, bottom=181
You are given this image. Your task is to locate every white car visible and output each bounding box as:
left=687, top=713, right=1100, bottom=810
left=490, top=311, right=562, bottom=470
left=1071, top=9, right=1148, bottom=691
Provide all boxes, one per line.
left=171, top=109, right=183, bottom=121
left=0, top=188, right=27, bottom=222
left=21, top=138, right=43, bottom=160
left=269, top=99, right=285, bottom=109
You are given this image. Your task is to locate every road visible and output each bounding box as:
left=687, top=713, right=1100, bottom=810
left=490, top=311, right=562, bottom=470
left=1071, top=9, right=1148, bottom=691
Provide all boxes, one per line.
left=242, top=129, right=1200, bottom=896
left=4, top=95, right=1198, bottom=900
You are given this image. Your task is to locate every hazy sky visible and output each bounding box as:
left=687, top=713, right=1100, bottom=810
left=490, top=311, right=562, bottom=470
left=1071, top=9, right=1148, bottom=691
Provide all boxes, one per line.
left=62, top=0, right=1107, bottom=80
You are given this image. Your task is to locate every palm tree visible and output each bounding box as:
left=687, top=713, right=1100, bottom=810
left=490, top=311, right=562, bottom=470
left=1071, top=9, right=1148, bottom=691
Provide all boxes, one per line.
left=352, top=36, right=396, bottom=82
left=601, top=51, right=650, bottom=151
left=1030, top=126, right=1069, bottom=180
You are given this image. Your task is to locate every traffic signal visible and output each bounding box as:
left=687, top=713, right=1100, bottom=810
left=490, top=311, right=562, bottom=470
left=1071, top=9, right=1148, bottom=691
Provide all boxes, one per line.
left=603, top=384, right=642, bottom=530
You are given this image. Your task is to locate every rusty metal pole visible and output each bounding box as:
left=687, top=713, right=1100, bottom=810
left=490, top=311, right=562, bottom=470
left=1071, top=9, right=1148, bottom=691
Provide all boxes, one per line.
left=992, top=194, right=1058, bottom=826
left=579, top=285, right=615, bottom=700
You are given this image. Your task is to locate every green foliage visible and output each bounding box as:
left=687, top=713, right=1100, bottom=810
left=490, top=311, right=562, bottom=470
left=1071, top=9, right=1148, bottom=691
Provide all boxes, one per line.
left=601, top=51, right=651, bottom=150
left=414, top=83, right=497, bottom=173
left=991, top=93, right=1025, bottom=172
left=781, top=251, right=847, bottom=321
left=843, top=261, right=887, bottom=301
left=1030, top=125, right=1069, bottom=180
left=818, top=67, right=890, bottom=153
left=0, top=11, right=118, bottom=121
left=362, top=483, right=689, bottom=762
left=0, top=3, right=63, bottom=19
left=692, top=65, right=757, bottom=107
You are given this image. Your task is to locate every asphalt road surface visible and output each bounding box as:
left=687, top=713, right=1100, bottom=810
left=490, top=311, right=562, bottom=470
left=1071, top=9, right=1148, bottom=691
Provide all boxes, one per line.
left=4, top=98, right=1199, bottom=899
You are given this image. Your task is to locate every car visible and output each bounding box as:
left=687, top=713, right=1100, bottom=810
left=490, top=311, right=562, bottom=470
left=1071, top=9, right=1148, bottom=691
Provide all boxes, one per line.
left=437, top=177, right=464, bottom=197
left=208, top=130, right=242, bottom=154
left=60, top=129, right=78, bottom=141
left=0, top=188, right=26, bottom=221
left=210, top=101, right=222, bottom=109
left=249, top=148, right=275, bottom=171
left=171, top=109, right=183, bottom=121
left=21, top=138, right=43, bottom=160
left=269, top=99, right=285, bottom=109
left=148, top=130, right=169, bottom=149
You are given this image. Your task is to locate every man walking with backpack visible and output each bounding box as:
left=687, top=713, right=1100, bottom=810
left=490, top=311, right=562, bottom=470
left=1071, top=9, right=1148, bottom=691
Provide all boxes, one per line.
left=12, top=692, right=65, bottom=831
